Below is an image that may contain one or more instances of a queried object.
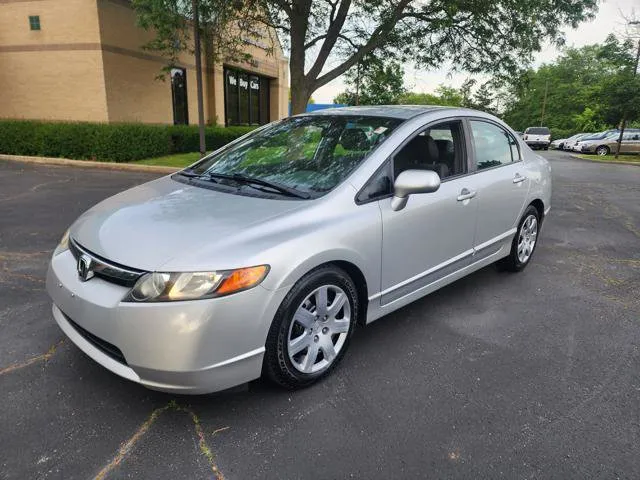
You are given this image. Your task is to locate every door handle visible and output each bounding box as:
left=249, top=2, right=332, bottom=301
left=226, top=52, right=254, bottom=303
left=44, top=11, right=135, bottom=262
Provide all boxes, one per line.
left=457, top=188, right=477, bottom=202
left=513, top=173, right=527, bottom=184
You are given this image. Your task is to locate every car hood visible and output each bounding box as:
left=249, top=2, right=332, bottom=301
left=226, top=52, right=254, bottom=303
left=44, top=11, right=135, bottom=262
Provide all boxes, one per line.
left=71, top=176, right=308, bottom=271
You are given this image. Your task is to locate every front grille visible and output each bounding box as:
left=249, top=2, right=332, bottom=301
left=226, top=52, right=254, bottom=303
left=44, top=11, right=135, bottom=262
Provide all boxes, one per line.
left=64, top=313, right=128, bottom=365
left=69, top=239, right=145, bottom=287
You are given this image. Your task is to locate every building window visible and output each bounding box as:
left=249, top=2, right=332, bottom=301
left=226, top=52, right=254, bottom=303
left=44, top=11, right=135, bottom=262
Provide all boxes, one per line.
left=170, top=68, right=189, bottom=125
left=29, top=16, right=41, bottom=31
left=224, top=67, right=270, bottom=126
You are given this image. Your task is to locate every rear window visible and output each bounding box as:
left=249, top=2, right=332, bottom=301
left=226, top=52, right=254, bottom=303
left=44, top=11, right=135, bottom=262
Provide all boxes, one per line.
left=525, top=127, right=550, bottom=135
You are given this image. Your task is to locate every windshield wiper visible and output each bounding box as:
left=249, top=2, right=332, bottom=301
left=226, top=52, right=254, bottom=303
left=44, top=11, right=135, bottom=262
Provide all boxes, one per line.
left=178, top=169, right=310, bottom=199
left=207, top=172, right=311, bottom=199
left=177, top=169, right=216, bottom=180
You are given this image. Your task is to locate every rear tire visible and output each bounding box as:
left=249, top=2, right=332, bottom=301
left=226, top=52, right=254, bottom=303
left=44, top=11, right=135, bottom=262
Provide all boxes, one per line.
left=264, top=265, right=358, bottom=389
left=498, top=205, right=540, bottom=272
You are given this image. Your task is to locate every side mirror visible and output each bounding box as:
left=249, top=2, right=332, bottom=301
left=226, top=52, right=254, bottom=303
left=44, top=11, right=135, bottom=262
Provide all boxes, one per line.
left=391, top=169, right=441, bottom=211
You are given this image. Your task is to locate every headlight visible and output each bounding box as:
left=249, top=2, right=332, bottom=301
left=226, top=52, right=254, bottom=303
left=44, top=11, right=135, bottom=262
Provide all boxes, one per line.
left=53, top=229, right=70, bottom=256
left=124, top=265, right=269, bottom=302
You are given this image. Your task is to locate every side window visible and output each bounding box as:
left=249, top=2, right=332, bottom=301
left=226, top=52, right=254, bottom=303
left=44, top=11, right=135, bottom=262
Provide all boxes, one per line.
left=509, top=133, right=521, bottom=161
left=470, top=121, right=515, bottom=170
left=393, top=120, right=466, bottom=180
left=356, top=161, right=392, bottom=203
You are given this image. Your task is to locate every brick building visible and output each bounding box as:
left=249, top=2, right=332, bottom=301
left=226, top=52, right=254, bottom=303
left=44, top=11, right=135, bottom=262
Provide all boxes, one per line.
left=0, top=0, right=289, bottom=126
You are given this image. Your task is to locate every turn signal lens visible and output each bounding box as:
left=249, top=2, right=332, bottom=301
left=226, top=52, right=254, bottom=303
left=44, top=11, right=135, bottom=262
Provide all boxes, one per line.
left=216, top=265, right=269, bottom=295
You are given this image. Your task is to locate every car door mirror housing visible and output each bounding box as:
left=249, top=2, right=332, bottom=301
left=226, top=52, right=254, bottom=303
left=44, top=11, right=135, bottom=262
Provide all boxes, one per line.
left=391, top=169, right=441, bottom=211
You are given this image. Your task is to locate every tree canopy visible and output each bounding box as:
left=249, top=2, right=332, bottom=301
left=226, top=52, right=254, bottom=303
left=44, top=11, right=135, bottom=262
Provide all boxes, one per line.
left=502, top=34, right=640, bottom=138
left=131, top=0, right=263, bottom=72
left=333, top=55, right=406, bottom=105
left=255, top=0, right=597, bottom=113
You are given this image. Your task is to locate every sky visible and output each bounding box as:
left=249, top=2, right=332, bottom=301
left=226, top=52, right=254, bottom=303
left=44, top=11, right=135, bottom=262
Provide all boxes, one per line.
left=311, top=0, right=638, bottom=103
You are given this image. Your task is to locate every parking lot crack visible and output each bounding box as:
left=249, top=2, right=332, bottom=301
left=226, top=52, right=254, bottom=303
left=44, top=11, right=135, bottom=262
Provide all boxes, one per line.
left=0, top=339, right=64, bottom=376
left=93, top=401, right=226, bottom=480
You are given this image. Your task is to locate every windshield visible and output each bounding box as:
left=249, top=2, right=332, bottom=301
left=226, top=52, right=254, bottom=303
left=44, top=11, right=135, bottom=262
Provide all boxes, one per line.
left=525, top=127, right=550, bottom=135
left=188, top=115, right=402, bottom=197
left=582, top=130, right=616, bottom=141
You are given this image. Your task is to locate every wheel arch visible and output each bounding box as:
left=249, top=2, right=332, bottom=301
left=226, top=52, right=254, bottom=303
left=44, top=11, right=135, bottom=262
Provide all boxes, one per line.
left=329, top=260, right=369, bottom=326
left=273, top=254, right=371, bottom=327
left=529, top=198, right=545, bottom=222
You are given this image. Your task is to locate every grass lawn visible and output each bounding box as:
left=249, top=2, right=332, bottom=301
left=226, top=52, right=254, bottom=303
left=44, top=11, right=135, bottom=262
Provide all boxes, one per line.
left=577, top=154, right=640, bottom=164
left=135, top=152, right=204, bottom=168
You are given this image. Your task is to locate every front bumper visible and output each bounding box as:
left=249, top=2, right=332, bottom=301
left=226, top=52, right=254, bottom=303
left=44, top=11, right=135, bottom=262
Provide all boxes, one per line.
left=46, top=250, right=287, bottom=394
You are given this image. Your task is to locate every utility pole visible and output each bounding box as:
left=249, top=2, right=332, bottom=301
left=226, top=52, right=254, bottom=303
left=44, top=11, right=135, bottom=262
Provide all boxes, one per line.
left=355, top=61, right=360, bottom=106
left=540, top=79, right=549, bottom=126
left=192, top=0, right=206, bottom=157
left=615, top=20, right=640, bottom=159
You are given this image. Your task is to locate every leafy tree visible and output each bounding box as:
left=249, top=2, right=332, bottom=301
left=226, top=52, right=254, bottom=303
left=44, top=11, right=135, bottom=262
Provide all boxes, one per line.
left=501, top=34, right=638, bottom=139
left=571, top=107, right=605, bottom=132
left=397, top=86, right=463, bottom=106
left=333, top=56, right=406, bottom=105
left=132, top=0, right=266, bottom=153
left=255, top=0, right=597, bottom=114
left=396, top=91, right=446, bottom=105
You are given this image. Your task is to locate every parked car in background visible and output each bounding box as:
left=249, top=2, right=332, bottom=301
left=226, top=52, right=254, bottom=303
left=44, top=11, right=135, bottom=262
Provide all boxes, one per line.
left=579, top=130, right=640, bottom=155
left=550, top=138, right=567, bottom=149
left=573, top=130, right=619, bottom=153
left=523, top=127, right=551, bottom=150
left=562, top=133, right=591, bottom=151
left=46, top=106, right=552, bottom=394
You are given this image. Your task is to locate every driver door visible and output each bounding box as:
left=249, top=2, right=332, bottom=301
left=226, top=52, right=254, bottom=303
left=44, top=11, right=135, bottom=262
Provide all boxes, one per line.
left=378, top=120, right=480, bottom=306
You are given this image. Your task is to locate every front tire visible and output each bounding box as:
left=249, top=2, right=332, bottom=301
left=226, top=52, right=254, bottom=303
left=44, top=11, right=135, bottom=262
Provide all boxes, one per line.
left=264, top=265, right=358, bottom=389
left=498, top=205, right=540, bottom=272
left=596, top=145, right=610, bottom=156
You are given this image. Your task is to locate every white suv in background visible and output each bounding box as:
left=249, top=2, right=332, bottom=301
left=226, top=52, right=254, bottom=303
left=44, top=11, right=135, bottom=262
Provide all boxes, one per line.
left=523, top=127, right=551, bottom=150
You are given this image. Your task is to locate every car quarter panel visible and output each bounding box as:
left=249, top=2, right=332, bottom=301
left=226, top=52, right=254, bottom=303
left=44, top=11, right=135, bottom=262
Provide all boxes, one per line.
left=159, top=184, right=383, bottom=301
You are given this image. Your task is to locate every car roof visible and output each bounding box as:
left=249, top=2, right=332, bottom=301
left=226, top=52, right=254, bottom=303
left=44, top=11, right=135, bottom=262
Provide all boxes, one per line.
left=298, top=105, right=456, bottom=120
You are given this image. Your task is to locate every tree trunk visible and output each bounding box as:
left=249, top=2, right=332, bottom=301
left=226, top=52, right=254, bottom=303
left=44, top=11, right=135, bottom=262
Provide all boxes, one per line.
left=614, top=115, right=626, bottom=159
left=290, top=87, right=311, bottom=115
left=288, top=1, right=312, bottom=116
left=192, top=0, right=206, bottom=156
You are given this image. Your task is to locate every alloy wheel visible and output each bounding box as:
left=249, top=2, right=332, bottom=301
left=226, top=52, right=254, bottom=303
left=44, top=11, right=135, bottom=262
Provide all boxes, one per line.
left=287, top=285, right=350, bottom=374
left=596, top=146, right=608, bottom=156
left=517, top=214, right=538, bottom=264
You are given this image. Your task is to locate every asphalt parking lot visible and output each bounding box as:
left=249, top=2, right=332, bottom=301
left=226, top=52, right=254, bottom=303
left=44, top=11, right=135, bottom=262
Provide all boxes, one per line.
left=1, top=150, right=639, bottom=479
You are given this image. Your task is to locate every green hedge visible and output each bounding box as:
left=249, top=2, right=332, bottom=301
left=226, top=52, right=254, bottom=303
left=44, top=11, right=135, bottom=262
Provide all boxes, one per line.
left=0, top=120, right=255, bottom=162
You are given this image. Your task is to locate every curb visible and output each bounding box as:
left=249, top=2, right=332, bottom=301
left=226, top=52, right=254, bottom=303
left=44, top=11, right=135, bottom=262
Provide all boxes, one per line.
left=0, top=154, right=180, bottom=174
left=569, top=153, right=640, bottom=167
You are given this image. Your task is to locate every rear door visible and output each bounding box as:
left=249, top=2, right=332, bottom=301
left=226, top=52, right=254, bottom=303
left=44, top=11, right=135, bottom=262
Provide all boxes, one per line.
left=467, top=119, right=530, bottom=259
left=621, top=132, right=640, bottom=153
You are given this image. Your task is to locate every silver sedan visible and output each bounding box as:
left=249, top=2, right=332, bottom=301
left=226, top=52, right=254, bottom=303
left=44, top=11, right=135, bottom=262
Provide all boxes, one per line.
left=47, top=106, right=552, bottom=394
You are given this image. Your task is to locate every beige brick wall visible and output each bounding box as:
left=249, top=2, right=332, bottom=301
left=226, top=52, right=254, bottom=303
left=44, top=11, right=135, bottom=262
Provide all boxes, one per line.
left=0, top=0, right=289, bottom=125
left=97, top=0, right=214, bottom=124
left=0, top=0, right=103, bottom=45
left=0, top=50, right=109, bottom=122
left=0, top=0, right=108, bottom=121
